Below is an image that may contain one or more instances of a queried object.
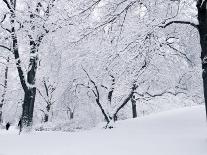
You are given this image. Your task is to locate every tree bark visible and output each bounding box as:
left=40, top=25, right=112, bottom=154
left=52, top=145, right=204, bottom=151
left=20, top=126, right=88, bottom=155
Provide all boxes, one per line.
left=68, top=109, right=74, bottom=120
left=21, top=40, right=38, bottom=127
left=131, top=96, right=137, bottom=118
left=197, top=0, right=207, bottom=117
left=44, top=113, right=49, bottom=122
left=70, top=111, right=74, bottom=120
left=22, top=87, right=36, bottom=126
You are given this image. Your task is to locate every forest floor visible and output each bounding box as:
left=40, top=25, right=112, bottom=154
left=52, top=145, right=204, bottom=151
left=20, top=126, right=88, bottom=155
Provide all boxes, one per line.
left=0, top=105, right=206, bottom=155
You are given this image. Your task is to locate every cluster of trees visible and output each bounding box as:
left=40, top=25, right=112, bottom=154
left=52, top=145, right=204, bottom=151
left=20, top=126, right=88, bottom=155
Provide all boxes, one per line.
left=0, top=0, right=205, bottom=130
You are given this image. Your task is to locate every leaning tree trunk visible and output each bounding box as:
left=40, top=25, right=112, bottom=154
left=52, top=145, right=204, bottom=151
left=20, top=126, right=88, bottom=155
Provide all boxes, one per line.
left=197, top=0, right=207, bottom=117
left=9, top=10, right=34, bottom=128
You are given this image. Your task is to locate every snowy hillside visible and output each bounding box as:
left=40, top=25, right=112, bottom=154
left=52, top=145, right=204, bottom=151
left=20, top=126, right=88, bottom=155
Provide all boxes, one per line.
left=0, top=106, right=206, bottom=155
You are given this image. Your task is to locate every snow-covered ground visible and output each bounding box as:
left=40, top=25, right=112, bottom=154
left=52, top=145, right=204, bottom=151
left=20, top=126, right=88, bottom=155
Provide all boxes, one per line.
left=0, top=106, right=206, bottom=155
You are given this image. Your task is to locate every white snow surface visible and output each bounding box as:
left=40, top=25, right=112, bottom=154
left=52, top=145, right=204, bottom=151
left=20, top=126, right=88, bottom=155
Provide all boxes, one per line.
left=0, top=105, right=207, bottom=155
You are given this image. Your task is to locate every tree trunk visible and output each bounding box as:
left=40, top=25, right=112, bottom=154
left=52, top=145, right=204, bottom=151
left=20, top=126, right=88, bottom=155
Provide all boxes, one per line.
left=197, top=0, right=207, bottom=117
left=131, top=96, right=137, bottom=118
left=113, top=115, right=117, bottom=121
left=70, top=111, right=74, bottom=120
left=22, top=88, right=36, bottom=126
left=0, top=104, right=3, bottom=124
left=44, top=114, right=49, bottom=122
left=43, top=104, right=51, bottom=123
left=9, top=10, right=34, bottom=128
left=21, top=39, right=38, bottom=127
left=3, top=1, right=41, bottom=129
left=66, top=109, right=74, bottom=120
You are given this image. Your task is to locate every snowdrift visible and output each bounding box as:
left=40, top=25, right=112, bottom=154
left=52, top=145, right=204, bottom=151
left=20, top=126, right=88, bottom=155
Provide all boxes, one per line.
left=0, top=106, right=206, bottom=155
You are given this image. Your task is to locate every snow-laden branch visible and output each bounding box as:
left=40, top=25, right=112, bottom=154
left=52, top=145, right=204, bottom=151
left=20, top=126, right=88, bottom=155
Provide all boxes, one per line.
left=0, top=12, right=11, bottom=33
left=135, top=90, right=186, bottom=101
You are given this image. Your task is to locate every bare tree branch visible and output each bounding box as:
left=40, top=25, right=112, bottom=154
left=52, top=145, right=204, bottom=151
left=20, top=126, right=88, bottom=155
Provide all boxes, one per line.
left=37, top=88, right=48, bottom=104
left=81, top=66, right=110, bottom=123
left=135, top=90, right=186, bottom=101
left=2, top=0, right=12, bottom=11
left=160, top=21, right=198, bottom=30
left=0, top=84, right=5, bottom=88
left=0, top=45, right=10, bottom=51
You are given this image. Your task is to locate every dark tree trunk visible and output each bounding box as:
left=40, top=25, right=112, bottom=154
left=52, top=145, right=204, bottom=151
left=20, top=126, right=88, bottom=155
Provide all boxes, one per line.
left=96, top=98, right=110, bottom=123
left=131, top=96, right=137, bottom=118
left=197, top=0, right=207, bottom=117
left=0, top=104, right=2, bottom=124
left=21, top=39, right=38, bottom=127
left=44, top=114, right=49, bottom=122
left=66, top=109, right=74, bottom=120
left=113, top=115, right=117, bottom=121
left=22, top=88, right=36, bottom=126
left=70, top=112, right=74, bottom=119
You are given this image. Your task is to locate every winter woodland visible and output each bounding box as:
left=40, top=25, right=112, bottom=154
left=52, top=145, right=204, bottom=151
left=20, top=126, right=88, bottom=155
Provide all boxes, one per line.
left=0, top=0, right=206, bottom=140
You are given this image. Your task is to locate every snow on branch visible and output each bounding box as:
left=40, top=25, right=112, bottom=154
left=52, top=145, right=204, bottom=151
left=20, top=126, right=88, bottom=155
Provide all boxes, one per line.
left=74, top=0, right=138, bottom=43
left=135, top=90, right=186, bottom=101
left=0, top=12, right=11, bottom=33
left=78, top=0, right=102, bottom=15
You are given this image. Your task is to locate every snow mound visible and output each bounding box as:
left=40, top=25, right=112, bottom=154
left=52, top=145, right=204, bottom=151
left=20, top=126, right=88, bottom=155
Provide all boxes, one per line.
left=0, top=106, right=206, bottom=155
